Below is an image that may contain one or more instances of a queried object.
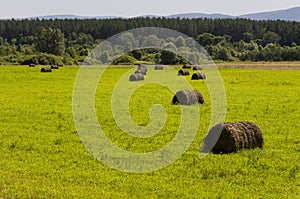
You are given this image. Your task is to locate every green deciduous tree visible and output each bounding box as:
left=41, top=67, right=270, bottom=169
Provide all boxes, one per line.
left=35, top=27, right=65, bottom=56
left=262, top=31, right=281, bottom=46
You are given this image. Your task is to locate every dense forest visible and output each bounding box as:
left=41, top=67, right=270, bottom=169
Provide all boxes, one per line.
left=1, top=17, right=300, bottom=65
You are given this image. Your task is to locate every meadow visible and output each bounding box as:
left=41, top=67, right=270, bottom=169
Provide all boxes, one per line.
left=0, top=65, right=299, bottom=198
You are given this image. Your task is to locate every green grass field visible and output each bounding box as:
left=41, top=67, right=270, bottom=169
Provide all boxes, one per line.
left=0, top=65, right=299, bottom=198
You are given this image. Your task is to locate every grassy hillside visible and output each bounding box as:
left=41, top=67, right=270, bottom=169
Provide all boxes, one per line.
left=0, top=65, right=299, bottom=198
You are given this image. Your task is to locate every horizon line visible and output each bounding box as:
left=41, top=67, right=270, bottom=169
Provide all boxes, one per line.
left=0, top=6, right=299, bottom=20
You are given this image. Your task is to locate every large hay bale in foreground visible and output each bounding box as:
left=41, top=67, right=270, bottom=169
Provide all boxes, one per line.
left=51, top=65, right=59, bottom=69
left=193, top=66, right=203, bottom=70
left=172, top=90, right=204, bottom=105
left=201, top=122, right=264, bottom=154
left=41, top=67, right=52, bottom=73
left=178, top=69, right=190, bottom=76
left=182, top=64, right=192, bottom=69
left=129, top=73, right=144, bottom=81
left=191, top=72, right=206, bottom=80
left=154, top=65, right=164, bottom=70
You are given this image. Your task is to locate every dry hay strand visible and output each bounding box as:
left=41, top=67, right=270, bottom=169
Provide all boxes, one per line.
left=193, top=66, right=203, bottom=70
left=182, top=64, right=192, bottom=69
left=29, top=63, right=36, bottom=67
left=191, top=72, right=206, bottom=80
left=201, top=122, right=264, bottom=154
left=172, top=90, right=204, bottom=105
left=41, top=67, right=52, bottom=73
left=178, top=69, right=190, bottom=76
left=51, top=65, right=59, bottom=69
left=154, top=65, right=164, bottom=70
left=129, top=73, right=144, bottom=81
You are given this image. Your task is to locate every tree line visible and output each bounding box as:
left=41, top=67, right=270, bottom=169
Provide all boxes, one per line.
left=1, top=17, right=300, bottom=65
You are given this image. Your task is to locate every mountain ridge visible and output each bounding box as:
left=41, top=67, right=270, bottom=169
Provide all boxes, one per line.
left=5, top=7, right=300, bottom=22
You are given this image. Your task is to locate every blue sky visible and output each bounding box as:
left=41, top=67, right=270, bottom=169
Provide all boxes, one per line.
left=1, top=0, right=300, bottom=18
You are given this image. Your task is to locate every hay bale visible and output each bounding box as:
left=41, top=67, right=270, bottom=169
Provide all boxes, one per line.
left=154, top=65, right=164, bottom=70
left=193, top=66, right=203, bottom=70
left=129, top=73, right=144, bottom=81
left=41, top=67, right=52, bottom=73
left=51, top=65, right=59, bottom=69
left=172, top=90, right=204, bottom=105
left=137, top=64, right=147, bottom=72
left=135, top=68, right=146, bottom=75
left=29, top=63, right=36, bottom=67
left=178, top=69, right=190, bottom=76
left=201, top=122, right=264, bottom=154
left=58, top=64, right=64, bottom=67
left=182, top=64, right=192, bottom=69
left=191, top=72, right=206, bottom=80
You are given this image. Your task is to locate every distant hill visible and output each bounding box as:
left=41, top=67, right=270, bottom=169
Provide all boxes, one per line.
left=168, top=7, right=300, bottom=21
left=28, top=15, right=85, bottom=20
left=26, top=14, right=123, bottom=20
left=14, top=7, right=300, bottom=22
left=167, top=13, right=233, bottom=19
left=239, top=7, right=300, bottom=21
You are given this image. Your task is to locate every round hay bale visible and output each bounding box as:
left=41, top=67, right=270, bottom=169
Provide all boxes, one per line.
left=182, top=64, right=192, bottom=69
left=172, top=90, right=204, bottom=105
left=137, top=64, right=147, bottom=72
left=194, top=90, right=205, bottom=104
left=193, top=66, right=203, bottom=70
left=29, top=63, right=36, bottom=67
left=178, top=70, right=190, bottom=76
left=51, top=65, right=59, bottom=69
left=154, top=65, right=164, bottom=70
left=129, top=73, right=144, bottom=81
left=41, top=67, right=52, bottom=73
left=201, top=122, right=264, bottom=154
left=191, top=72, right=206, bottom=80
left=135, top=68, right=146, bottom=75
left=58, top=64, right=64, bottom=67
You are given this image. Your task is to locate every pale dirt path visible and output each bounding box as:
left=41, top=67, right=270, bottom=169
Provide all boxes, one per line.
left=215, top=62, right=300, bottom=70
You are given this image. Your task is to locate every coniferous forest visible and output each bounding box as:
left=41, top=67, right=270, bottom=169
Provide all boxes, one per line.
left=1, top=17, right=300, bottom=65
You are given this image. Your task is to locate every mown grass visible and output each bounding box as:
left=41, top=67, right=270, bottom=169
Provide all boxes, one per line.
left=0, top=65, right=299, bottom=198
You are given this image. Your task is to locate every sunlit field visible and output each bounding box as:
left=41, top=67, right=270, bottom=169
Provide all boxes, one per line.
left=0, top=65, right=299, bottom=198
